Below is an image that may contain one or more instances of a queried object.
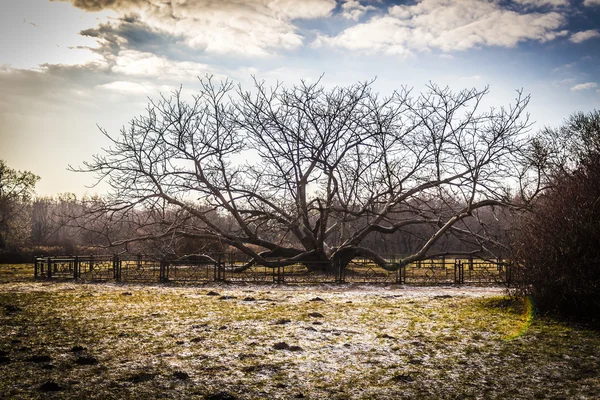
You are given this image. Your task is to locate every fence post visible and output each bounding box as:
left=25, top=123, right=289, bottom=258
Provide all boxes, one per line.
left=220, top=254, right=225, bottom=282
left=113, top=255, right=121, bottom=282
left=212, top=255, right=223, bottom=282
left=74, top=256, right=79, bottom=280
left=454, top=260, right=459, bottom=284
left=338, top=260, right=345, bottom=283
left=273, top=259, right=279, bottom=283
left=160, top=261, right=169, bottom=282
left=47, top=256, right=52, bottom=279
left=215, top=254, right=221, bottom=282
left=454, top=260, right=464, bottom=284
left=217, top=254, right=223, bottom=281
left=468, top=256, right=473, bottom=283
left=34, top=257, right=38, bottom=279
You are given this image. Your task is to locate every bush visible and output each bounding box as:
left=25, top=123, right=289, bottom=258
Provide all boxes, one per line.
left=0, top=251, right=28, bottom=264
left=514, top=112, right=600, bottom=322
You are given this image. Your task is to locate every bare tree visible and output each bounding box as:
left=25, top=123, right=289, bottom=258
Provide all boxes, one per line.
left=75, top=77, right=535, bottom=270
left=32, top=193, right=86, bottom=253
left=0, top=160, right=39, bottom=252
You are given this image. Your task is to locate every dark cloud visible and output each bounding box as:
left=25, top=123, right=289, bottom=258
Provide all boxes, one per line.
left=80, top=16, right=190, bottom=60
left=51, top=0, right=149, bottom=12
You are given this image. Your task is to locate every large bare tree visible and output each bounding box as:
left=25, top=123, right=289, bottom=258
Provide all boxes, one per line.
left=76, top=77, right=535, bottom=270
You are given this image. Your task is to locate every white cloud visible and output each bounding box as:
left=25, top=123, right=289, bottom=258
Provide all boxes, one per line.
left=268, top=0, right=336, bottom=19
left=570, top=29, right=600, bottom=43
left=583, top=0, right=600, bottom=6
left=557, top=78, right=575, bottom=85
left=110, top=50, right=218, bottom=81
left=552, top=62, right=576, bottom=72
left=512, top=0, right=569, bottom=8
left=315, top=17, right=415, bottom=56
left=341, top=0, right=377, bottom=21
left=460, top=74, right=482, bottom=81
left=140, top=2, right=302, bottom=57
left=571, top=82, right=598, bottom=91
left=99, top=80, right=152, bottom=94
left=319, top=0, right=567, bottom=55
left=58, top=0, right=337, bottom=57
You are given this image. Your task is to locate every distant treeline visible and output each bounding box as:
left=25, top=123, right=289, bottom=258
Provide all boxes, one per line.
left=0, top=192, right=512, bottom=263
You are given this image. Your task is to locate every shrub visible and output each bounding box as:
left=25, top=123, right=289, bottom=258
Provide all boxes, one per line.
left=513, top=112, right=600, bottom=322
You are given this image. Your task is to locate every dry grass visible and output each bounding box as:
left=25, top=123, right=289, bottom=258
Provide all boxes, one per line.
left=0, top=264, right=598, bottom=399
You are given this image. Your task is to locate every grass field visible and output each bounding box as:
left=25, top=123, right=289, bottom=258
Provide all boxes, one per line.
left=0, top=264, right=598, bottom=399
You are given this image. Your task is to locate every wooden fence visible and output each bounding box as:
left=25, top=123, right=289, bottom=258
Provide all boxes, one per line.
left=34, top=254, right=512, bottom=285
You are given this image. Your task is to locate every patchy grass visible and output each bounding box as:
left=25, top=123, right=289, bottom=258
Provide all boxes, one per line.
left=0, top=263, right=34, bottom=283
left=0, top=266, right=598, bottom=399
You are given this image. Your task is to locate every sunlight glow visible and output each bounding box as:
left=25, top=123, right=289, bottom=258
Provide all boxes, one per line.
left=506, top=296, right=535, bottom=340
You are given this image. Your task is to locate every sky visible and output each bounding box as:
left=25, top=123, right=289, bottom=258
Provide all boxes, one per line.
left=0, top=0, right=599, bottom=197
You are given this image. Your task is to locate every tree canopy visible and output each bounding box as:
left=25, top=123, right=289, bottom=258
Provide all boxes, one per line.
left=77, top=77, right=536, bottom=270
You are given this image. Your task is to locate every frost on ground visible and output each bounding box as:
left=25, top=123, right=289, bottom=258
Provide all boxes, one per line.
left=0, top=280, right=598, bottom=400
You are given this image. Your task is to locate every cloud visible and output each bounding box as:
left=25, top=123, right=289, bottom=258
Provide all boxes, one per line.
left=571, top=82, right=598, bottom=91
left=0, top=62, right=114, bottom=119
left=51, top=0, right=166, bottom=12
left=99, top=80, right=152, bottom=94
left=569, top=29, right=600, bottom=43
left=460, top=74, right=482, bottom=81
left=0, top=48, right=220, bottom=107
left=56, top=0, right=337, bottom=19
left=512, top=0, right=569, bottom=8
left=583, top=0, right=600, bottom=6
left=80, top=16, right=185, bottom=58
left=341, top=0, right=377, bottom=21
left=110, top=50, right=217, bottom=82
left=267, top=0, right=337, bottom=20
left=552, top=61, right=576, bottom=72
left=318, top=0, right=567, bottom=55
left=55, top=0, right=337, bottom=57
